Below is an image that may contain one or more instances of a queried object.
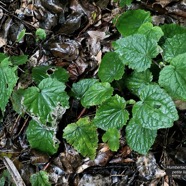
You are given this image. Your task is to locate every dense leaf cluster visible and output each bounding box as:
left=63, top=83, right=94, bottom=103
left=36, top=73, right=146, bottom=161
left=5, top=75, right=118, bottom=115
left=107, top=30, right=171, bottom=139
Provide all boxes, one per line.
left=0, top=9, right=186, bottom=165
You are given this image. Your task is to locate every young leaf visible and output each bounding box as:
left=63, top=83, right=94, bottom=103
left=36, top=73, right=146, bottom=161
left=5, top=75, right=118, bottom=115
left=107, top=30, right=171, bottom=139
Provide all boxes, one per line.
left=102, top=128, right=120, bottom=151
left=30, top=171, right=51, bottom=186
left=132, top=84, right=178, bottom=130
left=98, top=52, right=124, bottom=83
left=126, top=70, right=153, bottom=95
left=161, top=24, right=186, bottom=39
left=159, top=53, right=186, bottom=100
left=63, top=117, right=98, bottom=159
left=32, top=66, right=69, bottom=84
left=26, top=120, right=59, bottom=155
left=16, top=29, right=26, bottom=42
left=115, top=9, right=151, bottom=36
left=71, top=78, right=99, bottom=99
left=162, top=33, right=186, bottom=61
left=93, top=95, right=129, bottom=130
left=81, top=82, right=113, bottom=107
left=137, top=22, right=164, bottom=41
left=0, top=58, right=18, bottom=112
left=10, top=55, right=28, bottom=65
left=35, top=28, right=46, bottom=41
left=126, top=118, right=157, bottom=155
left=114, top=34, right=160, bottom=72
left=23, top=78, right=69, bottom=123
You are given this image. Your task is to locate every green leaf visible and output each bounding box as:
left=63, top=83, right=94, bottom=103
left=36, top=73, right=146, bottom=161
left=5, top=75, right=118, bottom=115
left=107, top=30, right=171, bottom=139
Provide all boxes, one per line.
left=0, top=58, right=18, bottom=112
left=10, top=55, right=28, bottom=65
left=162, top=33, right=186, bottom=61
left=0, top=170, right=15, bottom=186
left=71, top=78, right=99, bottom=99
left=81, top=82, right=113, bottom=107
left=16, top=29, right=26, bottom=42
left=11, top=89, right=25, bottom=114
left=159, top=53, right=186, bottom=100
left=23, top=78, right=69, bottom=123
left=32, top=66, right=69, bottom=84
left=35, top=28, right=46, bottom=41
left=93, top=95, right=129, bottom=130
left=132, top=84, right=178, bottom=130
left=126, top=118, right=157, bottom=154
left=126, top=70, right=153, bottom=95
left=98, top=52, right=124, bottom=83
left=116, top=9, right=151, bottom=36
left=102, top=128, right=120, bottom=151
left=26, top=120, right=59, bottom=155
left=30, top=171, right=51, bottom=186
left=63, top=117, right=98, bottom=159
left=0, top=53, right=8, bottom=62
left=161, top=24, right=186, bottom=39
left=0, top=176, right=5, bottom=186
left=137, top=22, right=164, bottom=41
left=120, top=0, right=132, bottom=6
left=114, top=34, right=160, bottom=72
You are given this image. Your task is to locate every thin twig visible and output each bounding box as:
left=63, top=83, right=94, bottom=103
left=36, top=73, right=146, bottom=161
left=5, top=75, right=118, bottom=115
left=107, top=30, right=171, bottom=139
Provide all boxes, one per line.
left=77, top=107, right=86, bottom=119
left=14, top=116, right=29, bottom=139
left=3, top=157, right=26, bottom=186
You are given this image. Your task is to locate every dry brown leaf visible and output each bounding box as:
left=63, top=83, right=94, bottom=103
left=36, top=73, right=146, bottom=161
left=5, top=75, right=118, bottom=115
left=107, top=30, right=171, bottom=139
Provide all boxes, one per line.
left=153, top=0, right=178, bottom=8
left=136, top=153, right=166, bottom=180
left=174, top=100, right=186, bottom=110
left=0, top=37, right=6, bottom=47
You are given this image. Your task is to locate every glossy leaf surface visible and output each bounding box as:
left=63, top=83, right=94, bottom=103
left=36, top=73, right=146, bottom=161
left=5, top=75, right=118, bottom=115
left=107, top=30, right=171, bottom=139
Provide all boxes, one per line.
left=23, top=78, right=69, bottom=123
left=114, top=34, right=160, bottom=72
left=132, top=84, right=178, bottom=130
left=81, top=82, right=113, bottom=107
left=93, top=95, right=129, bottom=130
left=63, top=117, right=98, bottom=159
left=163, top=33, right=186, bottom=61
left=26, top=120, right=59, bottom=155
left=0, top=58, right=18, bottom=112
left=126, top=118, right=157, bottom=154
left=116, top=9, right=151, bottom=36
left=71, top=78, right=99, bottom=99
left=102, top=128, right=120, bottom=151
left=159, top=53, right=186, bottom=100
left=98, top=52, right=124, bottom=83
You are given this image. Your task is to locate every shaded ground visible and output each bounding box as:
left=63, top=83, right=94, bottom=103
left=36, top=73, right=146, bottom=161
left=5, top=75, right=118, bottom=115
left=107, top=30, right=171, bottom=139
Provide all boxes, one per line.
left=0, top=0, right=186, bottom=185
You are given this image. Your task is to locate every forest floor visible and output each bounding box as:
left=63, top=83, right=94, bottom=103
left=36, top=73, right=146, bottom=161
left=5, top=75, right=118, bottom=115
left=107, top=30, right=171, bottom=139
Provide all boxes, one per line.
left=0, top=0, right=186, bottom=185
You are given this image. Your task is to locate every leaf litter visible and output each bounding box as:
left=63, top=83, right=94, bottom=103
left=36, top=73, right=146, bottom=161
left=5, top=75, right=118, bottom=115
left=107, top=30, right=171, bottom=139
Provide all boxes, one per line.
left=0, top=0, right=186, bottom=185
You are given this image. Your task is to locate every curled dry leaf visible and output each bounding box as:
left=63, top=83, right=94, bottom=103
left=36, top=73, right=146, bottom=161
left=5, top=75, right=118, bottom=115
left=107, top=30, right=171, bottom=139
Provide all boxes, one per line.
left=0, top=37, right=6, bottom=48
left=87, top=30, right=109, bottom=56
left=67, top=57, right=88, bottom=80
left=174, top=100, right=186, bottom=110
left=77, top=143, right=113, bottom=173
left=153, top=0, right=176, bottom=8
left=53, top=143, right=83, bottom=173
left=166, top=4, right=186, bottom=18
left=48, top=40, right=79, bottom=61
